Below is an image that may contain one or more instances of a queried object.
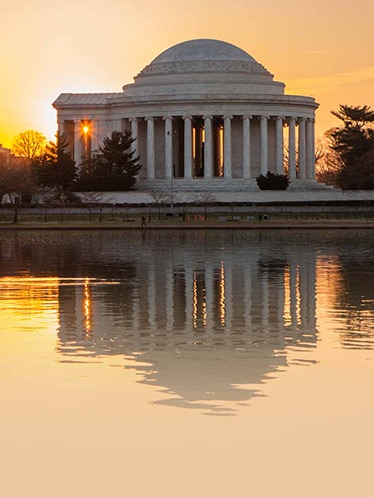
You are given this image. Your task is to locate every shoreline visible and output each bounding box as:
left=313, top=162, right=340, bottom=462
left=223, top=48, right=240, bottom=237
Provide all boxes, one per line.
left=1, top=219, right=374, bottom=230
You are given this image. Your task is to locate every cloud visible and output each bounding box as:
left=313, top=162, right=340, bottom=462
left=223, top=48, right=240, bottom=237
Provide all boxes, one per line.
left=287, top=65, right=374, bottom=95
left=307, top=49, right=344, bottom=55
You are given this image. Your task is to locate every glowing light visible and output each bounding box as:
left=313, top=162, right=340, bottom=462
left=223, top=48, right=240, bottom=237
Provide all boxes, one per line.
left=83, top=125, right=89, bottom=134
left=219, top=262, right=226, bottom=326
left=83, top=278, right=92, bottom=336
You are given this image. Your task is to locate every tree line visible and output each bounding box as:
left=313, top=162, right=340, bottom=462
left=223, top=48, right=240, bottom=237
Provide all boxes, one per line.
left=0, top=130, right=141, bottom=203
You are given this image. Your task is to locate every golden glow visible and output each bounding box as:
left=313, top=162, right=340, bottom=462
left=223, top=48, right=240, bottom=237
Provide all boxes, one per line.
left=0, top=276, right=59, bottom=333
left=193, top=273, right=197, bottom=329
left=1, top=1, right=374, bottom=147
left=83, top=278, right=92, bottom=336
left=283, top=267, right=291, bottom=325
left=83, top=125, right=89, bottom=135
left=219, top=262, right=226, bottom=326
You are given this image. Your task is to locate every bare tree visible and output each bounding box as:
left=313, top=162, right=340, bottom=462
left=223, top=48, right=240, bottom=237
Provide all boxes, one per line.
left=12, top=130, right=47, bottom=159
left=192, top=191, right=217, bottom=219
left=0, top=155, right=37, bottom=222
left=149, top=190, right=169, bottom=219
left=80, top=191, right=107, bottom=222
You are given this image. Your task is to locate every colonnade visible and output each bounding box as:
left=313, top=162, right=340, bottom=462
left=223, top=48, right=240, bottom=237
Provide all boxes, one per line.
left=62, top=114, right=316, bottom=182
left=129, top=114, right=316, bottom=181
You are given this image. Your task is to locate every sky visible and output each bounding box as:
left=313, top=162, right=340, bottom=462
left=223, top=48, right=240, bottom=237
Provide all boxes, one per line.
left=1, top=0, right=373, bottom=149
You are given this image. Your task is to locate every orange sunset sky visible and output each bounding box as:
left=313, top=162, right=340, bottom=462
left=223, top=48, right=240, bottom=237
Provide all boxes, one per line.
left=1, top=0, right=373, bottom=149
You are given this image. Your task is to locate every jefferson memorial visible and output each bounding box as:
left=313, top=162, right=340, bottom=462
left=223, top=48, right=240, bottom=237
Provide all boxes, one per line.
left=53, top=39, right=319, bottom=192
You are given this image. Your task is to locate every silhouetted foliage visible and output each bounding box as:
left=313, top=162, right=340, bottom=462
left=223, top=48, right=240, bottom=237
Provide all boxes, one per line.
left=77, top=131, right=141, bottom=191
left=12, top=130, right=47, bottom=159
left=327, top=105, right=374, bottom=189
left=31, top=133, right=77, bottom=191
left=256, top=172, right=289, bottom=190
left=0, top=154, right=36, bottom=202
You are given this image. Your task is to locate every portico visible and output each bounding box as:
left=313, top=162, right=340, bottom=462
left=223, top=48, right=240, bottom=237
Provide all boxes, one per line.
left=53, top=39, right=319, bottom=192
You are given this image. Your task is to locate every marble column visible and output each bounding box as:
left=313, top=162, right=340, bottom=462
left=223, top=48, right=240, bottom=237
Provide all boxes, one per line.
left=183, top=116, right=193, bottom=179
left=298, top=118, right=306, bottom=180
left=130, top=118, right=138, bottom=158
left=288, top=118, right=297, bottom=180
left=306, top=118, right=315, bottom=180
left=260, top=116, right=269, bottom=175
left=204, top=115, right=213, bottom=178
left=275, top=116, right=284, bottom=175
left=223, top=115, right=232, bottom=179
left=146, top=117, right=155, bottom=180
left=242, top=115, right=251, bottom=179
left=164, top=117, right=173, bottom=179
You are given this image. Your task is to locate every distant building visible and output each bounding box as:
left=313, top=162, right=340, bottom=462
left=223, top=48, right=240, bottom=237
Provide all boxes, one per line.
left=53, top=39, right=319, bottom=192
left=0, top=144, right=13, bottom=158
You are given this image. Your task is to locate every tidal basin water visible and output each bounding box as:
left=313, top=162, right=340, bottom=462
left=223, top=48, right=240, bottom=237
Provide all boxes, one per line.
left=1, top=229, right=374, bottom=497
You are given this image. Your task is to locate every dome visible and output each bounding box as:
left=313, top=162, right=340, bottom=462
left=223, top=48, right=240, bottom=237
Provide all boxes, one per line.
left=137, top=39, right=271, bottom=77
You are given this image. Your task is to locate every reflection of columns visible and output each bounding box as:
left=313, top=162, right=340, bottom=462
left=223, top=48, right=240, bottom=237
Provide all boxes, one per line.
left=185, top=266, right=194, bottom=329
left=130, top=118, right=138, bottom=159
left=288, top=118, right=297, bottom=180
left=164, top=117, right=173, bottom=179
left=244, top=263, right=252, bottom=329
left=242, top=115, right=251, bottom=179
left=205, top=265, right=214, bottom=329
left=307, top=260, right=317, bottom=328
left=146, top=117, right=155, bottom=180
left=289, top=261, right=298, bottom=328
left=223, top=115, right=232, bottom=179
left=306, top=118, right=315, bottom=180
left=260, top=116, right=269, bottom=175
left=275, top=116, right=284, bottom=175
left=299, top=262, right=308, bottom=326
left=277, top=273, right=285, bottom=329
left=298, top=118, right=306, bottom=180
left=165, top=265, right=174, bottom=330
left=183, top=116, right=193, bottom=179
left=224, top=261, right=233, bottom=329
left=148, top=264, right=156, bottom=329
left=261, top=275, right=269, bottom=328
left=204, top=115, right=213, bottom=178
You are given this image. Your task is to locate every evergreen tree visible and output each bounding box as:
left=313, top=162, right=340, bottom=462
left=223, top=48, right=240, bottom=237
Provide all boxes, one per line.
left=327, top=105, right=374, bottom=189
left=79, top=131, right=141, bottom=191
left=32, top=133, right=77, bottom=190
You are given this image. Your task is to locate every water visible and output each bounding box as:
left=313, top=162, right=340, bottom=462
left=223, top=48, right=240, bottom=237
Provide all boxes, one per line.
left=0, top=229, right=373, bottom=496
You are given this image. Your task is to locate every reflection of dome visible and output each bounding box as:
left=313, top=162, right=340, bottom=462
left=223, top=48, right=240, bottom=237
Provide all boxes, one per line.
left=138, top=39, right=270, bottom=77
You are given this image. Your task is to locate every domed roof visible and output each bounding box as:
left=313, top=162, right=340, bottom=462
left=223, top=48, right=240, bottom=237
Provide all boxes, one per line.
left=137, top=39, right=270, bottom=77
left=153, top=39, right=256, bottom=64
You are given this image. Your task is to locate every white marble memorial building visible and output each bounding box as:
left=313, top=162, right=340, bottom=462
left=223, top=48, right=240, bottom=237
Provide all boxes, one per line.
left=53, top=39, right=319, bottom=192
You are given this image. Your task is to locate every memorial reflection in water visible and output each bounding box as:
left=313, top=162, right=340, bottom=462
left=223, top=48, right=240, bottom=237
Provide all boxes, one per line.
left=50, top=231, right=318, bottom=412
left=1, top=230, right=373, bottom=413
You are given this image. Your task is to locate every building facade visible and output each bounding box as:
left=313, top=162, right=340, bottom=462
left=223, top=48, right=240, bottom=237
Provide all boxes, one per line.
left=53, top=39, right=319, bottom=192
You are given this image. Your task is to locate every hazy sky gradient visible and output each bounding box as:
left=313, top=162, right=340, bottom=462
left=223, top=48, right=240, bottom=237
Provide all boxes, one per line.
left=1, top=0, right=373, bottom=147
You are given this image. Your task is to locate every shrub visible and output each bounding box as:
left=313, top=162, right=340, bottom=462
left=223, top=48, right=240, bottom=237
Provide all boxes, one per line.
left=256, top=172, right=290, bottom=190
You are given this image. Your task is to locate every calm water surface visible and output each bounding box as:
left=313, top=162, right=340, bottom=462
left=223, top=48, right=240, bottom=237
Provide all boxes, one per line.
left=0, top=229, right=373, bottom=496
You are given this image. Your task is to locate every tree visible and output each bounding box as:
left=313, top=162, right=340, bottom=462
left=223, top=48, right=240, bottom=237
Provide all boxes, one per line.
left=192, top=191, right=217, bottom=219
left=0, top=154, right=36, bottom=203
left=78, top=130, right=141, bottom=191
left=149, top=190, right=169, bottom=219
left=12, top=130, right=47, bottom=159
left=256, top=172, right=289, bottom=190
left=31, top=133, right=77, bottom=191
left=326, top=105, right=374, bottom=189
